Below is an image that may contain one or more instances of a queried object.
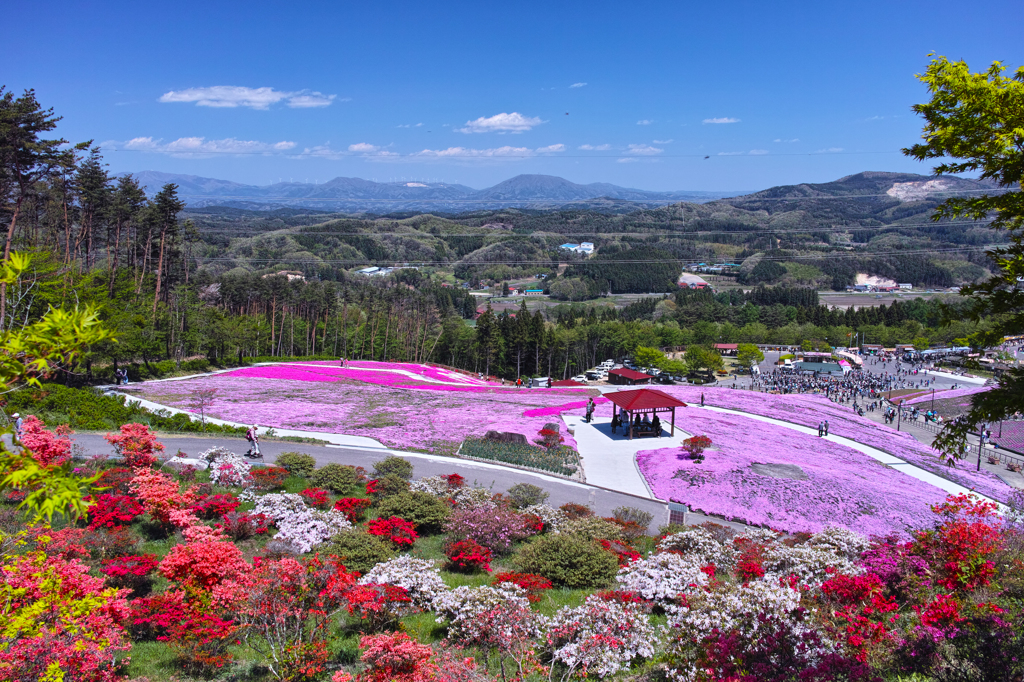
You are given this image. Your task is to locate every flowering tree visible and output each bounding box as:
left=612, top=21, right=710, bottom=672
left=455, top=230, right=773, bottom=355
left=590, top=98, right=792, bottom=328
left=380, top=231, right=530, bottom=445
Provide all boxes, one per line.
left=240, top=555, right=357, bottom=680
left=18, top=415, right=72, bottom=467
left=681, top=435, right=711, bottom=462
left=104, top=423, right=164, bottom=468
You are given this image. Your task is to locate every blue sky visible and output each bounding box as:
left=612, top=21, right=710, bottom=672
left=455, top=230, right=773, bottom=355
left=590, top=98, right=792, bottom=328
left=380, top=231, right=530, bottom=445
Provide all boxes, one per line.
left=8, top=0, right=1021, bottom=191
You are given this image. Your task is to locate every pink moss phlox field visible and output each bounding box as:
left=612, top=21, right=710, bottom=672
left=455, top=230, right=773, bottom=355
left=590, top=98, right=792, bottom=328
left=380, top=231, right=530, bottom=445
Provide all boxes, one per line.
left=126, top=368, right=601, bottom=452
left=655, top=387, right=1013, bottom=503
left=636, top=408, right=945, bottom=536
left=903, top=386, right=991, bottom=405
left=524, top=397, right=609, bottom=418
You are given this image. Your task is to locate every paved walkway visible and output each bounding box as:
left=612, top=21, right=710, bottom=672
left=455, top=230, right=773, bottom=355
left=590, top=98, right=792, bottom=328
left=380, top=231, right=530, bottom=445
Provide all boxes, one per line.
left=564, top=415, right=692, bottom=499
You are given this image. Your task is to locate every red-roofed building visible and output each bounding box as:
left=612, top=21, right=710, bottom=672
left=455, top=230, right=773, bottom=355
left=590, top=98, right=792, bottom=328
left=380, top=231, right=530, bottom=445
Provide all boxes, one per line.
left=606, top=388, right=688, bottom=438
left=607, top=368, right=653, bottom=385
left=713, top=343, right=738, bottom=355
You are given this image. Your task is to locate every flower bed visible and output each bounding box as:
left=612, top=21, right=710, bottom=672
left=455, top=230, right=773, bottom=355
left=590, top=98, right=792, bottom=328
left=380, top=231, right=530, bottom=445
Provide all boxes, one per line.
left=636, top=407, right=948, bottom=536
left=655, top=387, right=1013, bottom=503
left=460, top=438, right=579, bottom=476
left=125, top=366, right=594, bottom=454
left=903, top=385, right=991, bottom=405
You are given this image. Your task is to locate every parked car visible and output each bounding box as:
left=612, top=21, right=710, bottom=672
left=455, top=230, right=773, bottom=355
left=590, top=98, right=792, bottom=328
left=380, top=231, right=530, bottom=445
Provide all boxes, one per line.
left=572, top=375, right=588, bottom=383
left=655, top=375, right=676, bottom=385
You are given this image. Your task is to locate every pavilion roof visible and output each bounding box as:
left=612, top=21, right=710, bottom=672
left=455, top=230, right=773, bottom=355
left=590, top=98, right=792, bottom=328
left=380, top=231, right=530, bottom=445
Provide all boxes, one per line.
left=606, top=388, right=687, bottom=412
left=608, top=368, right=653, bottom=381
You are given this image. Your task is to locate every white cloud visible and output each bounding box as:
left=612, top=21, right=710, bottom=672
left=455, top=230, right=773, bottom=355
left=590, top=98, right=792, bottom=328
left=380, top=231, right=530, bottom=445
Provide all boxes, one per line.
left=626, top=143, right=663, bottom=155
left=815, top=147, right=845, bottom=153
left=774, top=138, right=800, bottom=143
left=717, top=151, right=744, bottom=156
left=456, top=112, right=542, bottom=134
left=158, top=86, right=336, bottom=109
left=569, top=82, right=587, bottom=88
left=535, top=144, right=566, bottom=153
left=703, top=117, right=740, bottom=124
left=119, top=136, right=296, bottom=156
left=749, top=149, right=769, bottom=155
left=414, top=146, right=534, bottom=159
left=865, top=115, right=885, bottom=121
left=636, top=119, right=653, bottom=125
left=578, top=144, right=611, bottom=151
left=653, top=139, right=673, bottom=144
left=397, top=123, right=424, bottom=128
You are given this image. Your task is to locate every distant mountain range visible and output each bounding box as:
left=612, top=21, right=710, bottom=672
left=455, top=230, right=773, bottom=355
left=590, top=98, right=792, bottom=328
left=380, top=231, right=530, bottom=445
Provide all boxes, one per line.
left=130, top=171, right=745, bottom=213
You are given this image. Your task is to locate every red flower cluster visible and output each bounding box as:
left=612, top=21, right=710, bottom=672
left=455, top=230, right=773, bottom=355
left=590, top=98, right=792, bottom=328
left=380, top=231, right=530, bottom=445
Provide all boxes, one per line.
left=85, top=493, right=144, bottom=530
left=190, top=493, right=240, bottom=520
left=344, top=583, right=412, bottom=631
left=492, top=572, right=552, bottom=603
left=104, top=423, right=164, bottom=468
left=365, top=479, right=379, bottom=496
left=734, top=536, right=767, bottom=583
left=919, top=493, right=1003, bottom=591
left=250, top=466, right=289, bottom=490
left=129, top=591, right=188, bottom=640
left=159, top=607, right=240, bottom=675
left=301, top=487, right=331, bottom=509
left=18, top=415, right=73, bottom=467
left=216, top=511, right=271, bottom=540
left=599, top=538, right=642, bottom=566
left=334, top=497, right=372, bottom=523
left=820, top=573, right=899, bottom=661
left=441, top=473, right=465, bottom=489
left=444, top=539, right=492, bottom=573
left=101, top=554, right=159, bottom=579
left=366, top=516, right=418, bottom=548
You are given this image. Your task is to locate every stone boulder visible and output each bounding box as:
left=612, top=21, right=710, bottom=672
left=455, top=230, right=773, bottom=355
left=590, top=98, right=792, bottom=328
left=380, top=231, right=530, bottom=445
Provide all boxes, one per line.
left=483, top=430, right=528, bottom=445
left=162, top=457, right=209, bottom=473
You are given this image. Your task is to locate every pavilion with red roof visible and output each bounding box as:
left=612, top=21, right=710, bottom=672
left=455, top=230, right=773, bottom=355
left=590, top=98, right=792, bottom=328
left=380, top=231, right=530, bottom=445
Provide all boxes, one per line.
left=605, top=388, right=687, bottom=439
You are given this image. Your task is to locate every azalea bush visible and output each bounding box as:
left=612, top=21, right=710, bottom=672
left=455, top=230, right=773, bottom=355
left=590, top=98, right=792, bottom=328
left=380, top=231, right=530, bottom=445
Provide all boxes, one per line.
left=104, top=422, right=164, bottom=468
left=161, top=607, right=241, bottom=676
left=275, top=451, right=317, bottom=477
left=85, top=493, right=144, bottom=530
left=511, top=534, right=619, bottom=589
left=367, top=516, right=419, bottom=548
left=216, top=510, right=272, bottom=541
left=300, top=487, right=331, bottom=509
left=19, top=415, right=73, bottom=467
left=445, top=539, right=493, bottom=573
left=358, top=556, right=449, bottom=610
left=444, top=503, right=537, bottom=555
left=491, top=572, right=552, bottom=603
left=99, top=553, right=159, bottom=596
left=333, top=496, right=372, bottom=522
left=251, top=465, right=290, bottom=491
left=190, top=492, right=240, bottom=520
left=545, top=594, right=659, bottom=678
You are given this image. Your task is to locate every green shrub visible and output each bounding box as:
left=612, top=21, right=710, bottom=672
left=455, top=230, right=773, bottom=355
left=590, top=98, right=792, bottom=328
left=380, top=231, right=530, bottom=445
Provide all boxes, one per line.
left=370, top=474, right=410, bottom=502
left=510, top=534, right=619, bottom=589
left=505, top=483, right=549, bottom=509
left=372, top=455, right=414, bottom=481
left=461, top=438, right=578, bottom=476
left=310, top=464, right=360, bottom=493
left=561, top=516, right=623, bottom=542
left=375, top=492, right=449, bottom=535
left=612, top=506, right=654, bottom=529
left=275, top=452, right=317, bottom=478
left=321, top=530, right=396, bottom=574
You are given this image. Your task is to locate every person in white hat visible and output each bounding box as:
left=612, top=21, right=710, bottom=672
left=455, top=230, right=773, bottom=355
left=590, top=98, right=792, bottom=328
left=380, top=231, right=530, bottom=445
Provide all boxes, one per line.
left=12, top=413, right=23, bottom=439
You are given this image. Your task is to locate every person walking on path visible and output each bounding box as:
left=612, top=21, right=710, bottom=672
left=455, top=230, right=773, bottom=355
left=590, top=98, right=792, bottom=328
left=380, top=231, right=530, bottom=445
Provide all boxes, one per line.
left=12, top=413, right=22, bottom=440
left=585, top=397, right=595, bottom=423
left=700, top=393, right=705, bottom=407
left=823, top=420, right=830, bottom=437
left=817, top=421, right=824, bottom=437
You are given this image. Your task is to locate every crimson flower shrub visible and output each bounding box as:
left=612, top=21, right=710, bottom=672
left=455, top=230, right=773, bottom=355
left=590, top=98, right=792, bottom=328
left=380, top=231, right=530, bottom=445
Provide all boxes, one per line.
left=442, top=473, right=465, bottom=489
left=366, top=516, right=418, bottom=548
left=190, top=493, right=240, bottom=520
left=95, top=466, right=134, bottom=495
left=819, top=573, right=899, bottom=662
left=160, top=607, right=240, bottom=675
left=334, top=497, right=372, bottom=522
left=598, top=538, right=641, bottom=566
left=129, top=469, right=198, bottom=528
left=917, top=493, right=1003, bottom=591
left=559, top=502, right=593, bottom=520
left=216, top=511, right=271, bottom=541
left=344, top=583, right=412, bottom=631
left=301, top=487, right=331, bottom=509
left=445, top=539, right=493, bottom=573
left=100, top=554, right=159, bottom=596
left=104, top=423, right=164, bottom=468
left=492, top=572, right=552, bottom=603
left=682, top=434, right=712, bottom=461
left=18, top=415, right=73, bottom=467
left=85, top=493, right=144, bottom=530
left=535, top=426, right=564, bottom=450
left=251, top=466, right=289, bottom=490
left=129, top=590, right=188, bottom=640
left=332, top=632, right=435, bottom=682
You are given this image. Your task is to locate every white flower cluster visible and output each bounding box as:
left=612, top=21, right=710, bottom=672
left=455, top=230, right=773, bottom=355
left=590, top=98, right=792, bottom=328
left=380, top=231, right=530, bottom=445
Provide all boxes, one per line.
left=200, top=447, right=253, bottom=487
left=657, top=527, right=737, bottom=570
left=521, top=503, right=568, bottom=531
left=752, top=527, right=868, bottom=586
left=409, top=476, right=493, bottom=506
left=433, top=583, right=533, bottom=641
left=546, top=595, right=659, bottom=678
left=665, top=580, right=834, bottom=682
left=253, top=492, right=351, bottom=553
left=616, top=552, right=709, bottom=603
left=357, top=556, right=449, bottom=610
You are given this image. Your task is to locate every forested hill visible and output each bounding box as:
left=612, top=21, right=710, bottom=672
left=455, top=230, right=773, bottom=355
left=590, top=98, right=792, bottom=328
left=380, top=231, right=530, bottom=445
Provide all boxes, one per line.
left=184, top=169, right=1002, bottom=293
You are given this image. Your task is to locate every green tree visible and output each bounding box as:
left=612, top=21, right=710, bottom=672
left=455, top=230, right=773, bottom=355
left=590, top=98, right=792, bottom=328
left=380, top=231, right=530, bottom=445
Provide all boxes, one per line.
left=633, top=346, right=667, bottom=369
left=736, top=343, right=765, bottom=368
left=912, top=336, right=931, bottom=351
left=903, top=56, right=1024, bottom=463
left=684, top=345, right=723, bottom=375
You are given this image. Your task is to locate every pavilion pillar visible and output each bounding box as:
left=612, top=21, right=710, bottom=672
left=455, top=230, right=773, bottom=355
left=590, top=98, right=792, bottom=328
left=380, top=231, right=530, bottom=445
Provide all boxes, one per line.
left=671, top=407, right=675, bottom=436
left=629, top=410, right=633, bottom=440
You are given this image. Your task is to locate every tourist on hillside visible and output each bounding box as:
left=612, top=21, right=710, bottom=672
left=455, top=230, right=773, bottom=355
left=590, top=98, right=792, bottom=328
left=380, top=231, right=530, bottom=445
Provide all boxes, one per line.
left=700, top=393, right=705, bottom=407
left=817, top=421, right=824, bottom=437
left=611, top=412, right=620, bottom=434
left=652, top=414, right=662, bottom=436
left=824, top=420, right=830, bottom=436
